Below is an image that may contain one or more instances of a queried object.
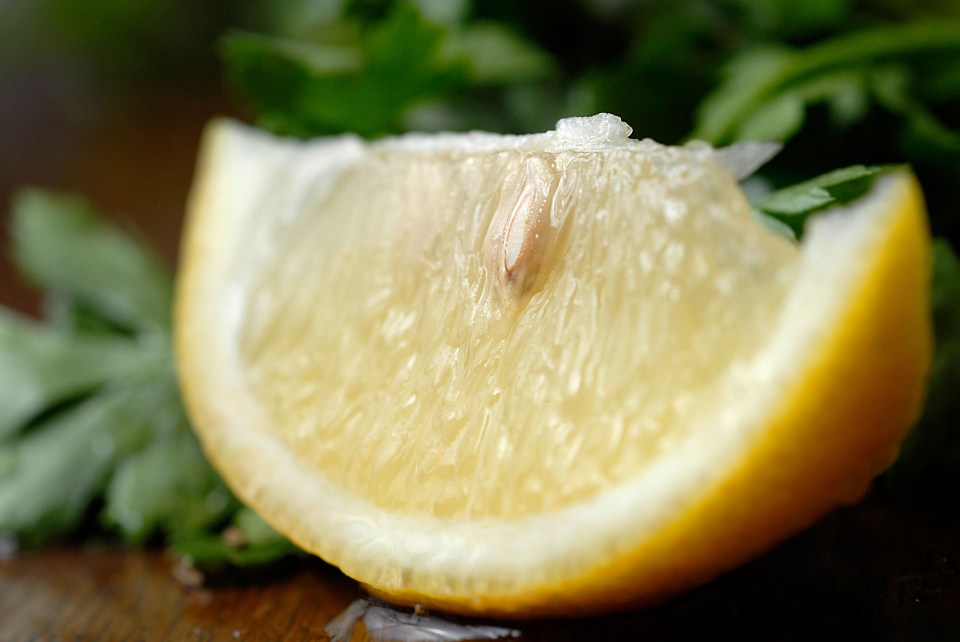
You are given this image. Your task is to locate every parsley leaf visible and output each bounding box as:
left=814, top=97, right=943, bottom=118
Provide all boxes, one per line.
left=170, top=508, right=301, bottom=569
left=692, top=19, right=960, bottom=146
left=221, top=3, right=555, bottom=138
left=223, top=6, right=469, bottom=138
left=103, top=420, right=235, bottom=544
left=0, top=190, right=297, bottom=568
left=0, top=310, right=149, bottom=439
left=12, top=190, right=172, bottom=334
left=752, top=164, right=895, bottom=239
left=0, top=387, right=153, bottom=544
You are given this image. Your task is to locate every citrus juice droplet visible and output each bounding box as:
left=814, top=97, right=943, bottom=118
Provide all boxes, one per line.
left=326, top=598, right=522, bottom=641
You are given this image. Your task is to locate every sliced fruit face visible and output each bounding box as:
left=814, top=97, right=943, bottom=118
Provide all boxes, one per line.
left=176, top=114, right=931, bottom=617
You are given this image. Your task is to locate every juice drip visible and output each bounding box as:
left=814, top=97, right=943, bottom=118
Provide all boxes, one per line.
left=326, top=598, right=522, bottom=641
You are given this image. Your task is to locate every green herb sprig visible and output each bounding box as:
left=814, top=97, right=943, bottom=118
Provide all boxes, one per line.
left=0, top=191, right=297, bottom=568
left=222, top=3, right=555, bottom=139
left=3, top=0, right=960, bottom=569
left=691, top=19, right=960, bottom=147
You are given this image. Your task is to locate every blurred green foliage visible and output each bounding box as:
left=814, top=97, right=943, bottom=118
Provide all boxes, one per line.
left=4, top=0, right=958, bottom=244
left=2, top=0, right=959, bottom=561
left=0, top=192, right=294, bottom=566
left=217, top=0, right=960, bottom=245
left=751, top=164, right=897, bottom=239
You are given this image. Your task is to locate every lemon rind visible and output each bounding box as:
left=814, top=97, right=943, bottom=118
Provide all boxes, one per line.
left=176, top=120, right=929, bottom=615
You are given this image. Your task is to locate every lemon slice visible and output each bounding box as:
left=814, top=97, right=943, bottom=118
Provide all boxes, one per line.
left=176, top=114, right=931, bottom=617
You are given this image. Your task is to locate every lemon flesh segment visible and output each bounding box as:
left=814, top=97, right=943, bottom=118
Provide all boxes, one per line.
left=176, top=115, right=930, bottom=617
left=240, top=142, right=798, bottom=521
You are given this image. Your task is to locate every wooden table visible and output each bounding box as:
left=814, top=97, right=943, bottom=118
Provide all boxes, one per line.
left=1, top=490, right=958, bottom=641
left=1, top=61, right=958, bottom=642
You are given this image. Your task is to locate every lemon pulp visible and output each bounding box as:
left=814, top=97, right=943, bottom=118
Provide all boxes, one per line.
left=177, top=114, right=930, bottom=616
left=239, top=146, right=797, bottom=520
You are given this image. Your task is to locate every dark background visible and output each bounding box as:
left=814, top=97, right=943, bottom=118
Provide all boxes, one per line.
left=0, top=1, right=245, bottom=314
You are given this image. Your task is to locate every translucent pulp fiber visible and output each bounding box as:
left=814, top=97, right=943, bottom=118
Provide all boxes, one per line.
left=238, top=146, right=799, bottom=519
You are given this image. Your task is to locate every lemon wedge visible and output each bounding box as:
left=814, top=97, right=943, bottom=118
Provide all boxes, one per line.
left=176, top=114, right=931, bottom=617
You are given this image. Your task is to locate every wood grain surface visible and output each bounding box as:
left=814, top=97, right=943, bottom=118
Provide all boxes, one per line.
left=1, top=492, right=958, bottom=641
